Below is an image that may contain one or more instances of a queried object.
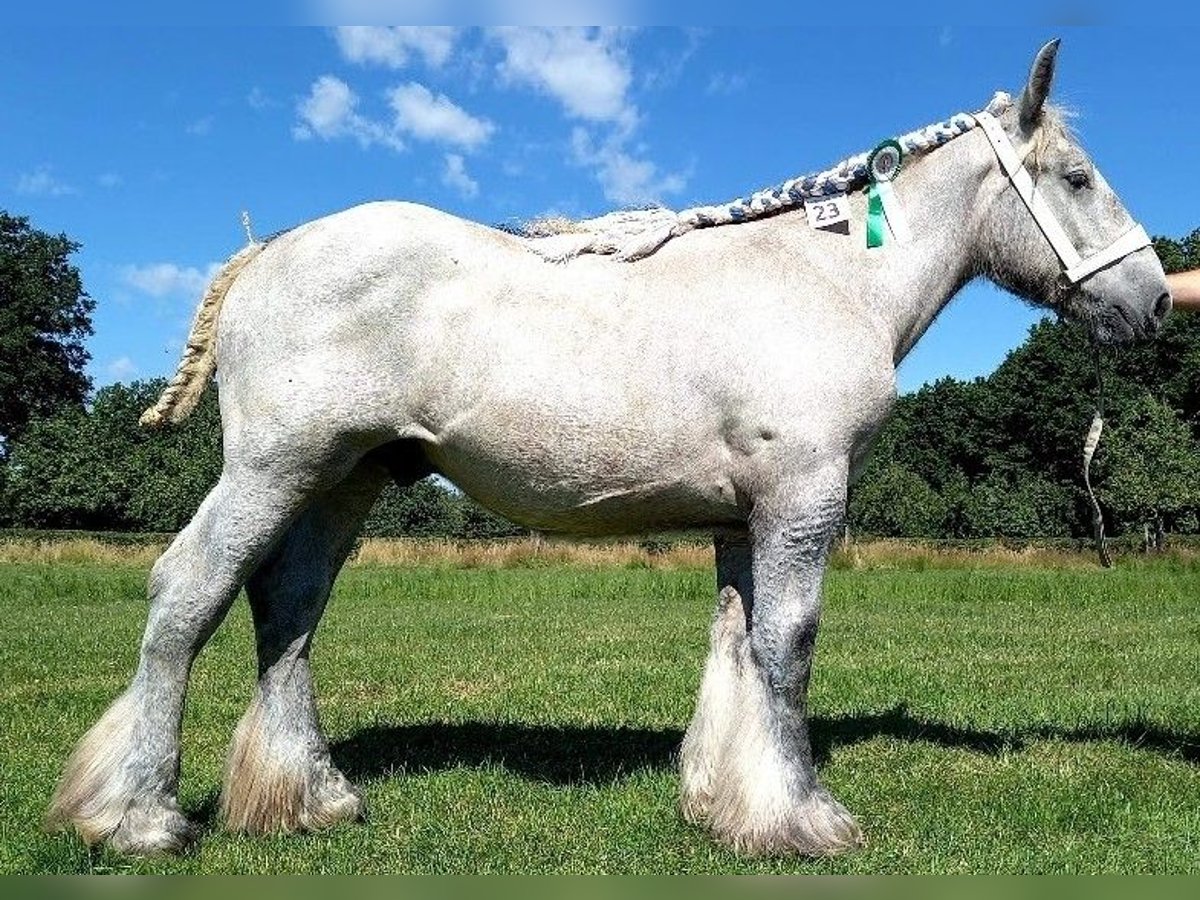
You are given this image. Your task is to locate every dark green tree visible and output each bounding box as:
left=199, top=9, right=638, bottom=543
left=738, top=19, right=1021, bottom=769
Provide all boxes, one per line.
left=363, top=478, right=525, bottom=540
left=2, top=379, right=222, bottom=530
left=0, top=212, right=94, bottom=452
left=2, top=375, right=524, bottom=538
left=0, top=403, right=97, bottom=527
left=362, top=479, right=462, bottom=538
left=1096, top=392, right=1200, bottom=546
left=455, top=494, right=525, bottom=540
left=848, top=463, right=945, bottom=538
left=959, top=471, right=1074, bottom=539
left=850, top=378, right=990, bottom=537
left=883, top=377, right=990, bottom=489
left=1151, top=229, right=1200, bottom=275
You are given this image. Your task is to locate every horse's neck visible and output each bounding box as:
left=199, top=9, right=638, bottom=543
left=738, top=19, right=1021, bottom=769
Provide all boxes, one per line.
left=865, top=132, right=989, bottom=365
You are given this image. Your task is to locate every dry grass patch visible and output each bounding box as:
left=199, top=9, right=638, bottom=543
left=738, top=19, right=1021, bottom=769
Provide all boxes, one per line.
left=831, top=540, right=1092, bottom=570
left=0, top=535, right=713, bottom=569
left=0, top=538, right=166, bottom=567
left=831, top=538, right=1200, bottom=571
left=350, top=537, right=712, bottom=569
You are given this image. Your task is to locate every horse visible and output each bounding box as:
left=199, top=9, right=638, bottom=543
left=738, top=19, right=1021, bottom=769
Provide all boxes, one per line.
left=48, top=40, right=1169, bottom=857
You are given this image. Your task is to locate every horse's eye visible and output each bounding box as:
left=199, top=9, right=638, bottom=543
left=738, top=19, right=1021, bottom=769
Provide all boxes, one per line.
left=1065, top=169, right=1091, bottom=190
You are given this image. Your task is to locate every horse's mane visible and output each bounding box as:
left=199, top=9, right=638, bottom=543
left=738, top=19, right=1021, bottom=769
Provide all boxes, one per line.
left=517, top=91, right=1067, bottom=264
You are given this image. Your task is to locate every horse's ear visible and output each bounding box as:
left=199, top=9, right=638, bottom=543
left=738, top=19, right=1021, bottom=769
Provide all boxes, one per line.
left=1019, top=39, right=1061, bottom=131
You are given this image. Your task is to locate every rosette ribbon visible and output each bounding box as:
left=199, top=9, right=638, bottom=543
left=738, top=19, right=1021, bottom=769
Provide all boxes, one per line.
left=865, top=139, right=911, bottom=248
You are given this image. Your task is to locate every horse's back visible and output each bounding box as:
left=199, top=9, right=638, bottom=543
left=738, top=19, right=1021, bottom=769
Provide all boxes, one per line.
left=252, top=200, right=523, bottom=289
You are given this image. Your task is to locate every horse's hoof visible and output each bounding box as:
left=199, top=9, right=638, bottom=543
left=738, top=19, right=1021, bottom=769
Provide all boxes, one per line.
left=223, top=759, right=365, bottom=834
left=309, top=768, right=366, bottom=829
left=709, top=787, right=865, bottom=857
left=107, top=800, right=199, bottom=856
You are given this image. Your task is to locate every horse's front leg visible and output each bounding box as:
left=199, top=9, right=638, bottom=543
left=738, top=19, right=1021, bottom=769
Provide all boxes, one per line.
left=702, top=460, right=863, bottom=856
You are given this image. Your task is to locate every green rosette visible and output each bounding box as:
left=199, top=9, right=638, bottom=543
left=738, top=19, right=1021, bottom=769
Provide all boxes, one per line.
left=866, top=139, right=904, bottom=248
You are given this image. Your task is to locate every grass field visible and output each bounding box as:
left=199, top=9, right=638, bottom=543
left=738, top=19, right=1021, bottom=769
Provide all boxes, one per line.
left=1, top=546, right=1198, bottom=873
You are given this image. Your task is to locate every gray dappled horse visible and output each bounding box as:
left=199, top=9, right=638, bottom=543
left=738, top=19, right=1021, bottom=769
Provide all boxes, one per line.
left=49, top=41, right=1169, bottom=857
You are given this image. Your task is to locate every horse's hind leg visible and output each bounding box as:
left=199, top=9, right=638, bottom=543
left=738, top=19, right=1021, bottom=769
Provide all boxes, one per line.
left=221, top=456, right=395, bottom=834
left=46, top=454, right=343, bottom=854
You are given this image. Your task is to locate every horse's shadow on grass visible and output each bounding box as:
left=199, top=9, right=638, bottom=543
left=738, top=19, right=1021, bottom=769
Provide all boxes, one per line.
left=330, top=704, right=1199, bottom=788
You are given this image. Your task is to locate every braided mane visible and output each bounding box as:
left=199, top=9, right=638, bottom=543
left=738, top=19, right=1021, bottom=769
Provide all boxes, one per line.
left=522, top=91, right=1016, bottom=264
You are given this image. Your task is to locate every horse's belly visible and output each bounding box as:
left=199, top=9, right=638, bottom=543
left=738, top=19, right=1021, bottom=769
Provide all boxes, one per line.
left=424, top=428, right=743, bottom=536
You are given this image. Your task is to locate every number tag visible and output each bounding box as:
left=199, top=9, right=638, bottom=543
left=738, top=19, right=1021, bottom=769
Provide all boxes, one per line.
left=805, top=193, right=850, bottom=232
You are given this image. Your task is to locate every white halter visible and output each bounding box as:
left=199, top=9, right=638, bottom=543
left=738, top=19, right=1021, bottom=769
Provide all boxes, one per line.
left=972, top=110, right=1151, bottom=284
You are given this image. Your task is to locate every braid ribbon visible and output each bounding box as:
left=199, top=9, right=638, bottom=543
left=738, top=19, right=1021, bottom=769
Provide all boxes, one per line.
left=609, top=94, right=1012, bottom=261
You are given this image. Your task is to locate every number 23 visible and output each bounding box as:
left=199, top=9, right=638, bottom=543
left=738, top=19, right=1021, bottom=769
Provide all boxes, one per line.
left=814, top=201, right=840, bottom=222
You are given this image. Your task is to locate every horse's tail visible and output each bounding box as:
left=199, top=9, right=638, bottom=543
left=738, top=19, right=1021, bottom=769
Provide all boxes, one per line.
left=139, top=241, right=268, bottom=428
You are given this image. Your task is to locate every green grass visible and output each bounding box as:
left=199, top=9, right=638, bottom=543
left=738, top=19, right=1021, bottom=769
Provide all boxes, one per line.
left=1, top=558, right=1198, bottom=873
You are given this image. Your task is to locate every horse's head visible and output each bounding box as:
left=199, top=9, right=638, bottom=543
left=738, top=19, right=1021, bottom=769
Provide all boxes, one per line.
left=977, top=40, right=1170, bottom=343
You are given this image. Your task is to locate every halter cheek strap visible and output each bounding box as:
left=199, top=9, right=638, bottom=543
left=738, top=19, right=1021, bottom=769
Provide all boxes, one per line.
left=972, top=110, right=1151, bottom=284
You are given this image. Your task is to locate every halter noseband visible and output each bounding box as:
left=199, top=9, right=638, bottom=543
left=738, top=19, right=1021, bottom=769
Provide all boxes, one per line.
left=972, top=109, right=1151, bottom=285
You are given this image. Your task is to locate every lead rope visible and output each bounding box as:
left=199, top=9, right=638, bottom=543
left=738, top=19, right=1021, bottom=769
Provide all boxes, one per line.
left=1082, top=346, right=1112, bottom=568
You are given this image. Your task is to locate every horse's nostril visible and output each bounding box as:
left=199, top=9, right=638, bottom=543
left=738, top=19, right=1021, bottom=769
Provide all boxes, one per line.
left=1155, top=292, right=1172, bottom=320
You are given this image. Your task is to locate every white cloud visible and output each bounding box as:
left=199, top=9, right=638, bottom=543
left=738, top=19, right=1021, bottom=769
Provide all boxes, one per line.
left=939, top=26, right=954, bottom=48
left=293, top=75, right=404, bottom=151
left=16, top=165, right=75, bottom=197
left=706, top=72, right=748, bottom=96
left=247, top=86, right=274, bottom=110
left=642, top=27, right=705, bottom=91
left=106, top=356, right=138, bottom=381
left=307, top=27, right=681, bottom=204
left=294, top=75, right=491, bottom=156
left=98, top=172, right=123, bottom=189
left=335, top=26, right=459, bottom=69
left=388, top=82, right=494, bottom=150
left=485, top=27, right=685, bottom=206
left=441, top=153, right=479, bottom=198
left=187, top=115, right=214, bottom=136
left=294, top=75, right=355, bottom=139
left=570, top=127, right=687, bottom=206
left=490, top=27, right=636, bottom=127
left=119, top=262, right=221, bottom=299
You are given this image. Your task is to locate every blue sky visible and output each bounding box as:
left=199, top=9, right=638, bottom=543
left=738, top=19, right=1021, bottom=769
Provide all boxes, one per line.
left=2, top=26, right=1196, bottom=393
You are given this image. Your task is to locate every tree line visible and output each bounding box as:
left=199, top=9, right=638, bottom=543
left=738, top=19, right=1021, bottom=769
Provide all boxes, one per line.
left=2, top=207, right=1199, bottom=542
